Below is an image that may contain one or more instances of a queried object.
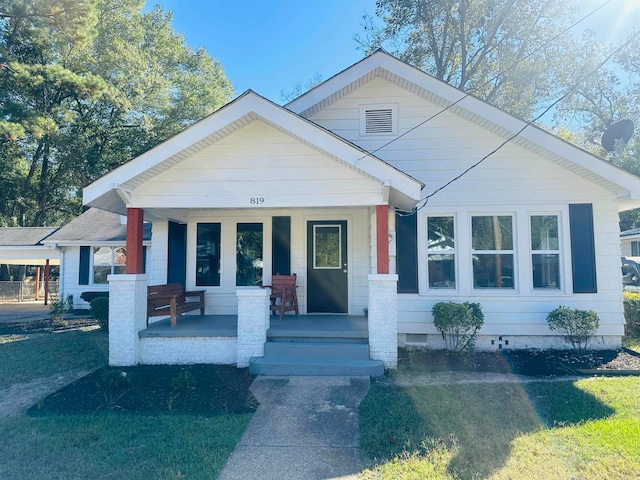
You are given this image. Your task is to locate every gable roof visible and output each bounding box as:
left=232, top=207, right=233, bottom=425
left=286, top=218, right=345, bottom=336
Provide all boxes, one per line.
left=43, top=208, right=151, bottom=245
left=287, top=50, right=640, bottom=211
left=83, top=91, right=424, bottom=214
left=0, top=227, right=59, bottom=246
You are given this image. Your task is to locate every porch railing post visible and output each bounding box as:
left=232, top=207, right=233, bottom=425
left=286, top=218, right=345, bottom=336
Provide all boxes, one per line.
left=368, top=273, right=398, bottom=368
left=108, top=274, right=148, bottom=366
left=236, top=288, right=270, bottom=368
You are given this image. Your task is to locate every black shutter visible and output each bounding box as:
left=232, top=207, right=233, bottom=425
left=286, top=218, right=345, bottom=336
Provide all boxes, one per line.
left=272, top=216, right=291, bottom=275
left=79, top=246, right=90, bottom=285
left=396, top=211, right=418, bottom=293
left=569, top=204, right=597, bottom=293
left=167, top=222, right=187, bottom=288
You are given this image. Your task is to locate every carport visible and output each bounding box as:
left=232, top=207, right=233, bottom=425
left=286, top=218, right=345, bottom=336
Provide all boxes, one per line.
left=0, top=227, right=61, bottom=305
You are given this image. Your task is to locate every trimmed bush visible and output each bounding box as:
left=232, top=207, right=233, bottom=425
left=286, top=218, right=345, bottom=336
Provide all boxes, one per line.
left=432, top=301, right=484, bottom=352
left=623, top=291, right=640, bottom=338
left=90, top=297, right=109, bottom=331
left=546, top=305, right=599, bottom=352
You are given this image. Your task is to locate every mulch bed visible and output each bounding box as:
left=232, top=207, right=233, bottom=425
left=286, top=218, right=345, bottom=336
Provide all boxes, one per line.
left=27, top=364, right=257, bottom=416
left=400, top=347, right=640, bottom=376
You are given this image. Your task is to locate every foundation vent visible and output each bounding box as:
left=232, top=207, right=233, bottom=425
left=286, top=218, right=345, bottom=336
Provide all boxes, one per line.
left=405, top=333, right=429, bottom=345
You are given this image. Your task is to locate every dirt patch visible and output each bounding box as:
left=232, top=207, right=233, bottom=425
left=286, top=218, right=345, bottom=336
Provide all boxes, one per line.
left=27, top=364, right=257, bottom=416
left=399, top=348, right=640, bottom=376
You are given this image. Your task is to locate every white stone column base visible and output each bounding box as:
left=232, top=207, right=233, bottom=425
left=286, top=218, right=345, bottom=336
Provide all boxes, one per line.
left=368, top=274, right=398, bottom=368
left=236, top=288, right=270, bottom=367
left=108, top=274, right=148, bottom=366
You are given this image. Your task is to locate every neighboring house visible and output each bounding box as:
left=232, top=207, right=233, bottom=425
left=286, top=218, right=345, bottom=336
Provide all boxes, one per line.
left=42, top=208, right=152, bottom=308
left=0, top=227, right=61, bottom=302
left=0, top=227, right=60, bottom=267
left=621, top=228, right=640, bottom=257
left=82, top=50, right=640, bottom=369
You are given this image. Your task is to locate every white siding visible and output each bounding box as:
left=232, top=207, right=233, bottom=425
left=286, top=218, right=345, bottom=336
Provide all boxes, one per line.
left=131, top=119, right=384, bottom=209
left=146, top=207, right=371, bottom=316
left=308, top=76, right=626, bottom=341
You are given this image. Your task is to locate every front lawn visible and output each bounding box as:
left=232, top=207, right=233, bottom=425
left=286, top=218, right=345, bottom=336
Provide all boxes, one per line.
left=360, top=377, right=640, bottom=479
left=0, top=329, right=255, bottom=479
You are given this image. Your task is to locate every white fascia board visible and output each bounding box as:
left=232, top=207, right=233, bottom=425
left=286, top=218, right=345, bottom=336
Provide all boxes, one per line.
left=289, top=51, right=640, bottom=198
left=42, top=240, right=152, bottom=247
left=84, top=90, right=422, bottom=207
left=83, top=92, right=258, bottom=205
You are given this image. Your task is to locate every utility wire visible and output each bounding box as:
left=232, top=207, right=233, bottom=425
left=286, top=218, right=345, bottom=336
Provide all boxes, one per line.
left=407, top=26, right=640, bottom=214
left=359, top=0, right=615, bottom=160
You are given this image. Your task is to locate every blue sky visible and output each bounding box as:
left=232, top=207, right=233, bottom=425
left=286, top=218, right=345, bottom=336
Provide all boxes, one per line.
left=144, top=0, right=378, bottom=103
left=144, top=0, right=639, bottom=104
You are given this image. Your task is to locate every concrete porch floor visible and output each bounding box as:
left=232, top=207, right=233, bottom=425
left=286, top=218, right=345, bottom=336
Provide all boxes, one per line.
left=139, top=314, right=368, bottom=339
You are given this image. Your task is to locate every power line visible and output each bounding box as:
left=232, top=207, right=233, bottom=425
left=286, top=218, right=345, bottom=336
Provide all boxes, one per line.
left=359, top=0, right=615, bottom=161
left=408, top=26, right=640, bottom=214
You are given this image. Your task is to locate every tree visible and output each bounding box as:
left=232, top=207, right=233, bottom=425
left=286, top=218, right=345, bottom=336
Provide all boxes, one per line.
left=356, top=0, right=584, bottom=119
left=0, top=0, right=233, bottom=227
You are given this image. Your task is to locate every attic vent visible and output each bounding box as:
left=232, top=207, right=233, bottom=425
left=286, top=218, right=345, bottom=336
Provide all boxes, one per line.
left=360, top=104, right=397, bottom=136
left=365, top=109, right=393, bottom=133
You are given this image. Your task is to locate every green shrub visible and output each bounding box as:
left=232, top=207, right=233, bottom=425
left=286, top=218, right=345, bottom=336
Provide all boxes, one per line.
left=623, top=292, right=640, bottom=338
left=90, top=297, right=109, bottom=331
left=49, top=294, right=73, bottom=315
left=432, top=301, right=484, bottom=352
left=546, top=306, right=600, bottom=352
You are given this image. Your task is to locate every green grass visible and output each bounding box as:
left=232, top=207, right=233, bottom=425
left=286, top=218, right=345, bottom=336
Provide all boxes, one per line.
left=0, top=413, right=252, bottom=479
left=360, top=377, right=640, bottom=479
left=0, top=328, right=108, bottom=388
left=0, top=328, right=254, bottom=479
left=623, top=335, right=640, bottom=353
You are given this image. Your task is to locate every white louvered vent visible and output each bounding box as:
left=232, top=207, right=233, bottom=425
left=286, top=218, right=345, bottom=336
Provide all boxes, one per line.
left=365, top=109, right=393, bottom=134
left=360, top=104, right=397, bottom=136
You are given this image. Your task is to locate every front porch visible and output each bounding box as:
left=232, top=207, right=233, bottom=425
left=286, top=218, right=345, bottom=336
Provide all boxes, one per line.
left=139, top=314, right=369, bottom=340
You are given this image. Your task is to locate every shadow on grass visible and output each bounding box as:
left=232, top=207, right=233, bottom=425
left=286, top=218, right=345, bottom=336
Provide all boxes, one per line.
left=359, top=380, right=614, bottom=479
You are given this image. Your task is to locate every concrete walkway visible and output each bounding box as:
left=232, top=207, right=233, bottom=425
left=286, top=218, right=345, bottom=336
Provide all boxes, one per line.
left=219, top=376, right=370, bottom=480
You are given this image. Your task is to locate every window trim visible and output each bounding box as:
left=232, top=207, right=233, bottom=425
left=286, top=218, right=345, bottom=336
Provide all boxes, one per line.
left=529, top=213, right=562, bottom=292
left=471, top=214, right=516, bottom=290
left=426, top=215, right=457, bottom=290
left=90, top=245, right=127, bottom=285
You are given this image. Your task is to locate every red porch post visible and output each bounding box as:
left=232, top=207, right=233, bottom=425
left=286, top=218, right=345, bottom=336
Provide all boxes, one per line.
left=376, top=205, right=389, bottom=274
left=126, top=208, right=144, bottom=274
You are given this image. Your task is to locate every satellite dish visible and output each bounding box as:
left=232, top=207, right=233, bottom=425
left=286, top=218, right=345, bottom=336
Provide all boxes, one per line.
left=601, top=119, right=634, bottom=152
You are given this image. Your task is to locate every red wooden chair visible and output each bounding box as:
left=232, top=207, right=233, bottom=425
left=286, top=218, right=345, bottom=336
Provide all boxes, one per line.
left=263, top=274, right=299, bottom=319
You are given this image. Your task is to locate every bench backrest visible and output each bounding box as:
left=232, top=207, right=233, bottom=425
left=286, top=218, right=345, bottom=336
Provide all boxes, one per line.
left=270, top=274, right=296, bottom=295
left=148, top=283, right=185, bottom=301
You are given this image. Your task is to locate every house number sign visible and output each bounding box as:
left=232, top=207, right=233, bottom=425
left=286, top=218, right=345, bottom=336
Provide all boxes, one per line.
left=250, top=197, right=265, bottom=205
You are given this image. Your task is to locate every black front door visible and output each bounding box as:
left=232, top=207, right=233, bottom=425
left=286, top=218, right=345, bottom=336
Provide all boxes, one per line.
left=307, top=220, right=348, bottom=313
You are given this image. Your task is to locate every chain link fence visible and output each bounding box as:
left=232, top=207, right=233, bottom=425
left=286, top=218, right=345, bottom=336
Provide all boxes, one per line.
left=0, top=280, right=59, bottom=302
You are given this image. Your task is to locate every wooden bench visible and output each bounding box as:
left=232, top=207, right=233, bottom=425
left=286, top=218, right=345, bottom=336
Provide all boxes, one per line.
left=147, top=283, right=205, bottom=327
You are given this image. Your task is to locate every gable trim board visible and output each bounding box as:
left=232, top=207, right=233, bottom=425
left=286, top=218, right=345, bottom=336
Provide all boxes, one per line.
left=77, top=50, right=639, bottom=367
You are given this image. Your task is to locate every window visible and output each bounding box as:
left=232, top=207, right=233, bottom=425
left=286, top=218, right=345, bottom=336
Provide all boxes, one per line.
left=359, top=104, right=397, bottom=135
left=531, top=215, right=560, bottom=289
left=472, top=215, right=514, bottom=289
left=632, top=241, right=639, bottom=257
left=92, top=247, right=126, bottom=284
left=427, top=216, right=456, bottom=288
left=236, top=223, right=263, bottom=286
left=196, top=223, right=221, bottom=286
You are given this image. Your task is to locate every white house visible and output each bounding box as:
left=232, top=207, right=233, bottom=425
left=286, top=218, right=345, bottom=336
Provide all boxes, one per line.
left=621, top=228, right=640, bottom=257
left=81, top=51, right=640, bottom=372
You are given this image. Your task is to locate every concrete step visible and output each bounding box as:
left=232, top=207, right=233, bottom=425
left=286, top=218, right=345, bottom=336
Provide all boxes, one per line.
left=263, top=340, right=371, bottom=361
left=249, top=356, right=384, bottom=376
